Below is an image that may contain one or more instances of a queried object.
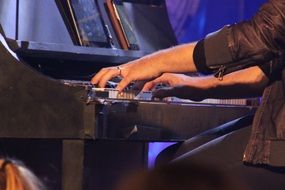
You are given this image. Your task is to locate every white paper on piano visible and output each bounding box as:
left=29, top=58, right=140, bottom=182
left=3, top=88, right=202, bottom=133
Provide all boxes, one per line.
left=0, top=34, right=19, bottom=61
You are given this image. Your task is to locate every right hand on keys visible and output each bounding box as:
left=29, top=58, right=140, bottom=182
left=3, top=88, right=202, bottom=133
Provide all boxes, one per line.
left=142, top=73, right=206, bottom=101
left=91, top=54, right=165, bottom=92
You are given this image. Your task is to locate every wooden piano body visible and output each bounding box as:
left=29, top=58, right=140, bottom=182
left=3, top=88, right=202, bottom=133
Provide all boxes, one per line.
left=0, top=1, right=256, bottom=190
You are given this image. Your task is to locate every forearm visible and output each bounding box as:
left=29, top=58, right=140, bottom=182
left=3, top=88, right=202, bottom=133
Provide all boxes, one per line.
left=193, top=66, right=269, bottom=99
left=127, top=42, right=198, bottom=74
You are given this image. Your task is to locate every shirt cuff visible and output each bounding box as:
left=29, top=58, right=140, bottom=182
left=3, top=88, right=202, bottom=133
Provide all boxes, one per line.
left=193, top=26, right=233, bottom=74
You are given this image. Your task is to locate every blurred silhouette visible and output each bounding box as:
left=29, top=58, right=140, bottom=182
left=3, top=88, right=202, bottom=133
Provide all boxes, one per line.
left=115, top=162, right=250, bottom=190
left=0, top=158, right=45, bottom=190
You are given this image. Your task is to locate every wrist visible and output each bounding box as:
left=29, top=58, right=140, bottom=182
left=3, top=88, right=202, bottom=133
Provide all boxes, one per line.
left=190, top=76, right=217, bottom=90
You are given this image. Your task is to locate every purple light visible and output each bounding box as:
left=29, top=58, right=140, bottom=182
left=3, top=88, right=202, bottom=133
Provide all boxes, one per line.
left=148, top=142, right=175, bottom=168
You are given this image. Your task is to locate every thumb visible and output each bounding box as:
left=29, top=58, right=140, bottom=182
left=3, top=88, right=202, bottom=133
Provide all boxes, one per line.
left=142, top=76, right=168, bottom=91
left=142, top=81, right=156, bottom=91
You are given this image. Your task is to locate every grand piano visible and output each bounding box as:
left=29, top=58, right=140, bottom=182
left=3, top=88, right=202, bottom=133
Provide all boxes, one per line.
left=0, top=1, right=256, bottom=190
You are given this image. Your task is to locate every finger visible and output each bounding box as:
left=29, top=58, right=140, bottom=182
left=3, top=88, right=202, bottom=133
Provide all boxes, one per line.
left=142, top=75, right=171, bottom=91
left=98, top=69, right=120, bottom=88
left=142, top=81, right=157, bottom=91
left=116, top=77, right=132, bottom=92
left=91, top=68, right=110, bottom=85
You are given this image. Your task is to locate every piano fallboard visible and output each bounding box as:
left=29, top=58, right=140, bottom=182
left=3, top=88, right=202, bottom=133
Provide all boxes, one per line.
left=94, top=100, right=256, bottom=141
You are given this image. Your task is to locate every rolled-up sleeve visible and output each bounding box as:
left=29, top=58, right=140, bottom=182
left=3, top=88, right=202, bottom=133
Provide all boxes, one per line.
left=193, top=26, right=233, bottom=75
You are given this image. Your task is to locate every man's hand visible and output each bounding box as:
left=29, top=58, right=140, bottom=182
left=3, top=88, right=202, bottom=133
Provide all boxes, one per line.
left=142, top=73, right=192, bottom=91
left=91, top=55, right=164, bottom=91
left=142, top=73, right=207, bottom=101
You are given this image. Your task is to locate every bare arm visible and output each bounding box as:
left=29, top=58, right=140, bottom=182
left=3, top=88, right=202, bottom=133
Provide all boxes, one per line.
left=144, top=66, right=268, bottom=101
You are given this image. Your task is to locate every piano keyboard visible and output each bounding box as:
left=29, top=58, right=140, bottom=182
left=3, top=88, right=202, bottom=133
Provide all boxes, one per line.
left=90, top=88, right=259, bottom=106
left=60, top=79, right=259, bottom=106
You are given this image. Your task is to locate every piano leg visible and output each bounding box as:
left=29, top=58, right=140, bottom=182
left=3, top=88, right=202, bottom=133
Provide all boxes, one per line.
left=62, top=140, right=84, bottom=190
